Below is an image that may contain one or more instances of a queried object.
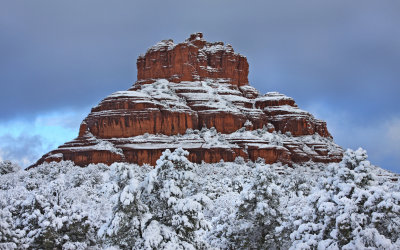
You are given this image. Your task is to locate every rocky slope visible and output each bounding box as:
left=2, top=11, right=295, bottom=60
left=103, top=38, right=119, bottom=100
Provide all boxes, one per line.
left=32, top=33, right=343, bottom=167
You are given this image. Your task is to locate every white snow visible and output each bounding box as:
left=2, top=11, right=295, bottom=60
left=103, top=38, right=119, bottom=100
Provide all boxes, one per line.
left=109, top=91, right=150, bottom=98
left=147, top=39, right=176, bottom=52
left=0, top=147, right=399, bottom=249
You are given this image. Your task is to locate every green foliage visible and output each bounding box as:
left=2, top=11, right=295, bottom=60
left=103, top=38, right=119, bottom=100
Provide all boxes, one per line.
left=102, top=148, right=210, bottom=249
left=289, top=148, right=400, bottom=249
left=228, top=165, right=283, bottom=249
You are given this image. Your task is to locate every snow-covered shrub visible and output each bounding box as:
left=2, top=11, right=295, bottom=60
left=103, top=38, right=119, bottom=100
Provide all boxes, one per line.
left=0, top=161, right=20, bottom=175
left=30, top=201, right=91, bottom=249
left=0, top=162, right=101, bottom=249
left=102, top=148, right=211, bottom=249
left=99, top=164, right=149, bottom=248
left=281, top=172, right=313, bottom=198
left=289, top=148, right=400, bottom=249
left=0, top=161, right=149, bottom=249
left=224, top=164, right=285, bottom=249
left=139, top=148, right=211, bottom=249
left=1, top=147, right=399, bottom=249
left=234, top=156, right=245, bottom=165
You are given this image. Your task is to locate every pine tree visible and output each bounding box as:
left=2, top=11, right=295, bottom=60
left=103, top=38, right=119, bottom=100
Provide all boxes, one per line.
left=139, top=148, right=211, bottom=249
left=229, top=164, right=283, bottom=249
left=99, top=163, right=149, bottom=248
left=102, top=148, right=211, bottom=249
left=289, top=148, right=400, bottom=249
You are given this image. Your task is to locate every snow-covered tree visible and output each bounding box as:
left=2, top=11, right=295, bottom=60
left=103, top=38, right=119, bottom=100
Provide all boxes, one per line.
left=289, top=148, right=400, bottom=249
left=0, top=161, right=20, bottom=175
left=139, top=148, right=211, bottom=249
left=99, top=163, right=149, bottom=248
left=101, top=148, right=211, bottom=249
left=0, top=171, right=93, bottom=249
left=31, top=199, right=91, bottom=249
left=226, top=164, right=284, bottom=249
left=1, top=147, right=399, bottom=249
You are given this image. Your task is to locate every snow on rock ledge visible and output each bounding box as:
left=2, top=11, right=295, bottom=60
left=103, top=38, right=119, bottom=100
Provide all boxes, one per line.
left=30, top=33, right=342, bottom=168
left=136, top=32, right=249, bottom=86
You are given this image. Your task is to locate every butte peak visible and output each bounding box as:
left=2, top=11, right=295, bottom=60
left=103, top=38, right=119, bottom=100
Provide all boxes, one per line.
left=31, top=33, right=343, bottom=168
left=136, top=33, right=249, bottom=86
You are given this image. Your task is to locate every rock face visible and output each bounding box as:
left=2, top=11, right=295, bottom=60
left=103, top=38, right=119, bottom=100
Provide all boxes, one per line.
left=31, top=33, right=343, bottom=168
left=136, top=33, right=249, bottom=86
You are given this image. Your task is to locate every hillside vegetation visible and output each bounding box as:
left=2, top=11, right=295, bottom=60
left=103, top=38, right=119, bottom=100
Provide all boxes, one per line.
left=1, top=148, right=399, bottom=249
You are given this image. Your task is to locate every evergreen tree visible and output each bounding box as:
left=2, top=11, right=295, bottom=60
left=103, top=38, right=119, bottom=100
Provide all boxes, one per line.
left=139, top=148, right=211, bottom=249
left=99, top=164, right=149, bottom=248
left=101, top=148, right=210, bottom=249
left=0, top=161, right=20, bottom=175
left=290, top=148, right=400, bottom=249
left=228, top=164, right=283, bottom=249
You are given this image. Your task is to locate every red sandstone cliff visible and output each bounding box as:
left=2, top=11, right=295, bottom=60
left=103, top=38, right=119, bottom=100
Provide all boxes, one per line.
left=31, top=33, right=342, bottom=168
left=136, top=33, right=249, bottom=86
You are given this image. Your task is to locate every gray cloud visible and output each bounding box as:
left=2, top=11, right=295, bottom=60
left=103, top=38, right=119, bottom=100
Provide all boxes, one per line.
left=306, top=104, right=400, bottom=173
left=1, top=0, right=398, bottom=120
left=0, top=0, right=399, bottom=171
left=0, top=134, right=47, bottom=168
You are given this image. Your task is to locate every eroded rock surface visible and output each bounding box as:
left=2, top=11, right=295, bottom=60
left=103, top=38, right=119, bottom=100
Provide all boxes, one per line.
left=136, top=32, right=249, bottom=86
left=32, top=33, right=342, bottom=168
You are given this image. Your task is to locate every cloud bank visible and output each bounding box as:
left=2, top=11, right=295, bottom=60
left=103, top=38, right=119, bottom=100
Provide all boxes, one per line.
left=0, top=110, right=86, bottom=168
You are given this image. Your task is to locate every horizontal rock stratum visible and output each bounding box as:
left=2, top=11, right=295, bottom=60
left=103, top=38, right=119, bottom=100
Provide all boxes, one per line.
left=136, top=32, right=249, bottom=86
left=31, top=33, right=343, bottom=167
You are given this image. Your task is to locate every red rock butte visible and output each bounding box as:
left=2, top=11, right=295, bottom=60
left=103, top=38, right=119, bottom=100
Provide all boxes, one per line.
left=136, top=33, right=249, bottom=86
left=31, top=33, right=343, bottom=168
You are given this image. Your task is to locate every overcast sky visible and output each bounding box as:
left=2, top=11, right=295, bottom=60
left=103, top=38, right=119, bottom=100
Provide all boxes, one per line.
left=1, top=0, right=399, bottom=172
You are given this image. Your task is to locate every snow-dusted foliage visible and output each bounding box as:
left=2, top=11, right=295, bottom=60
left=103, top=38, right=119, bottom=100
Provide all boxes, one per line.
left=140, top=148, right=211, bottom=249
left=0, top=148, right=399, bottom=249
left=0, top=161, right=149, bottom=249
left=0, top=161, right=20, bottom=175
left=288, top=148, right=400, bottom=249
left=228, top=165, right=283, bottom=249
left=1, top=162, right=102, bottom=249
left=101, top=148, right=211, bottom=249
left=98, top=163, right=149, bottom=248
